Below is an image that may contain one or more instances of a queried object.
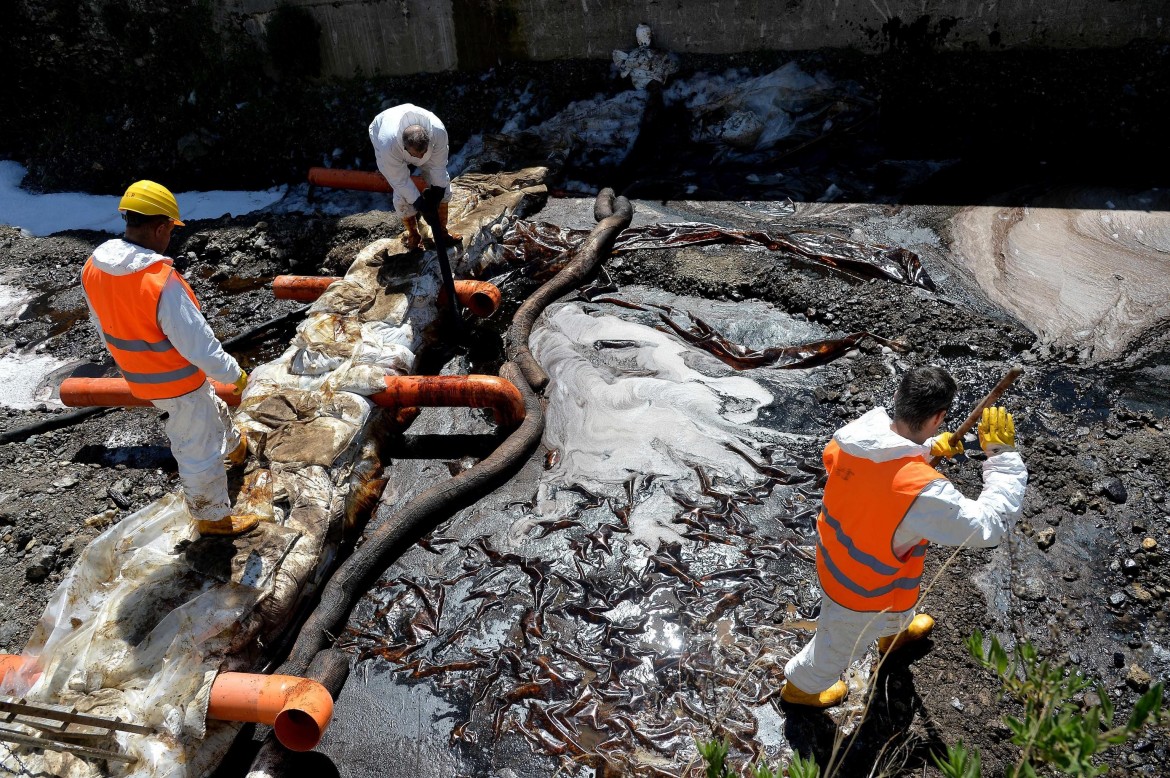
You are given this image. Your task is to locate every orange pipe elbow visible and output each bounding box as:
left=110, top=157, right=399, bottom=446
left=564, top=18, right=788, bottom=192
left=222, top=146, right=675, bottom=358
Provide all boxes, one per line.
left=208, top=672, right=333, bottom=752
left=273, top=276, right=501, bottom=318
left=306, top=168, right=427, bottom=196
left=371, top=374, right=525, bottom=428
left=273, top=275, right=336, bottom=302
left=59, top=377, right=240, bottom=408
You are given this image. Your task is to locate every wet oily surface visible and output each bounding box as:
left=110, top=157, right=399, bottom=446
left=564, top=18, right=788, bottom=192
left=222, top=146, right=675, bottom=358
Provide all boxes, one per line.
left=326, top=295, right=861, bottom=776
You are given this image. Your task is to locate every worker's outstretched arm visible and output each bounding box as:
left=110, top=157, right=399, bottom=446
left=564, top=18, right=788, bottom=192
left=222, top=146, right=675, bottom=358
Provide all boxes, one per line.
left=895, top=407, right=1027, bottom=551
left=157, top=276, right=243, bottom=385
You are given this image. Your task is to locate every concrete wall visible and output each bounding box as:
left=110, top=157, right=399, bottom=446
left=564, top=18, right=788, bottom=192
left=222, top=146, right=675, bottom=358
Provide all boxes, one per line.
left=221, top=0, right=1170, bottom=77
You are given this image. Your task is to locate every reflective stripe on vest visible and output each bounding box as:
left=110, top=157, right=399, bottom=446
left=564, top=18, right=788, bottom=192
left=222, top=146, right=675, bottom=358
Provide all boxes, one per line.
left=815, top=440, right=942, bottom=612
left=81, top=257, right=207, bottom=401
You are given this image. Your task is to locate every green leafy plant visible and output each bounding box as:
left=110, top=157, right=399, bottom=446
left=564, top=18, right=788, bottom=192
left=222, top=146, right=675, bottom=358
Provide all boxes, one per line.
left=696, top=737, right=820, bottom=778
left=956, top=630, right=1166, bottom=778
left=933, top=740, right=982, bottom=778
left=697, top=736, right=731, bottom=778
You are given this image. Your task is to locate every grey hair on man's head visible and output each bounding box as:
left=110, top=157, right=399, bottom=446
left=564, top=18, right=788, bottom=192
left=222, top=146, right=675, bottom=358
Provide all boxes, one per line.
left=403, top=124, right=430, bottom=155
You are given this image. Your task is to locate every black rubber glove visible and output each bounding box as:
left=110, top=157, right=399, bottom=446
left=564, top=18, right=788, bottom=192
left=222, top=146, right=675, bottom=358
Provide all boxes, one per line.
left=411, top=194, right=428, bottom=215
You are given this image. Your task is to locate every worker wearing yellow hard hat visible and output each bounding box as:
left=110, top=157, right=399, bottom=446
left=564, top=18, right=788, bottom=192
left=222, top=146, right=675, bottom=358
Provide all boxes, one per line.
left=117, top=179, right=186, bottom=226
left=80, top=180, right=256, bottom=536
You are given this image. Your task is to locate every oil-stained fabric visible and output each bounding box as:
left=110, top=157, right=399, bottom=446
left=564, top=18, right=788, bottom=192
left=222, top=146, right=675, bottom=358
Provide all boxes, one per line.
left=152, top=382, right=241, bottom=522
left=368, top=103, right=452, bottom=217
left=785, top=406, right=1027, bottom=692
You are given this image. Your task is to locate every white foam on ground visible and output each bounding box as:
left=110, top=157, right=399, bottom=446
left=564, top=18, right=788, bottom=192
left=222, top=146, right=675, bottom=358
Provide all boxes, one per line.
left=0, top=161, right=287, bottom=237
left=531, top=301, right=778, bottom=495
left=0, top=283, right=32, bottom=321
left=0, top=351, right=68, bottom=409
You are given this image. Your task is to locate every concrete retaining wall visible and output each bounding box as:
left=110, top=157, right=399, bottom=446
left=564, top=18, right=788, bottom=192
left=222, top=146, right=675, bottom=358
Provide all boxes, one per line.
left=220, top=0, right=1170, bottom=77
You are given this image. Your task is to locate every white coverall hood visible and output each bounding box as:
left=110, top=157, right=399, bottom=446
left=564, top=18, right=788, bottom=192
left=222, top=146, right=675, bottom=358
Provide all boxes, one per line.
left=833, top=407, right=931, bottom=464
left=90, top=238, right=170, bottom=276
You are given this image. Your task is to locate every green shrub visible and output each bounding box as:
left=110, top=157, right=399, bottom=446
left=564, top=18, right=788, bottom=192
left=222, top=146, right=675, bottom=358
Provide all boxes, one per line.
left=938, top=631, right=1167, bottom=778
left=696, top=737, right=820, bottom=778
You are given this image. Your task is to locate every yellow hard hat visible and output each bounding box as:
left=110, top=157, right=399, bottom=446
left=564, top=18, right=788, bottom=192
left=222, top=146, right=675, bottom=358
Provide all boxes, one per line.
left=118, top=180, right=184, bottom=226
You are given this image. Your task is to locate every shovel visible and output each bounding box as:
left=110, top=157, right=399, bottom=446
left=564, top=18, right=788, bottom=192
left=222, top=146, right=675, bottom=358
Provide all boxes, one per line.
left=416, top=201, right=468, bottom=340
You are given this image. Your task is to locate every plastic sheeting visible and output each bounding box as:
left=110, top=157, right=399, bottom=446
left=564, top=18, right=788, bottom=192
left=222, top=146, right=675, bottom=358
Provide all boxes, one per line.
left=496, top=220, right=935, bottom=289
left=0, top=171, right=549, bottom=778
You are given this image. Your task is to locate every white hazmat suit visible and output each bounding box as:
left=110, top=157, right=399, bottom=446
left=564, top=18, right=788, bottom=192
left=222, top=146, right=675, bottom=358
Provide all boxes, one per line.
left=784, top=407, right=1028, bottom=692
left=368, top=103, right=452, bottom=217
left=84, top=239, right=244, bottom=522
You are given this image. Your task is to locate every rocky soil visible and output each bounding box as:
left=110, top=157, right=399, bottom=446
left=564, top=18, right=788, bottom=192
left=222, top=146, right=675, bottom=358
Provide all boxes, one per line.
left=613, top=208, right=1170, bottom=775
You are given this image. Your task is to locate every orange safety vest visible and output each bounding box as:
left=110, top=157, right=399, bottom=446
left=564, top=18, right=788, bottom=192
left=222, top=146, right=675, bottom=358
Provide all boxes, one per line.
left=81, top=257, right=207, bottom=400
left=815, top=439, right=944, bottom=613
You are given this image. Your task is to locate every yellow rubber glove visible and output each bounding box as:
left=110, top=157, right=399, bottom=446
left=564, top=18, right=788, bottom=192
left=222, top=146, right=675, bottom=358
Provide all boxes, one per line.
left=232, top=369, right=248, bottom=396
left=978, top=406, right=1016, bottom=453
left=930, top=431, right=964, bottom=459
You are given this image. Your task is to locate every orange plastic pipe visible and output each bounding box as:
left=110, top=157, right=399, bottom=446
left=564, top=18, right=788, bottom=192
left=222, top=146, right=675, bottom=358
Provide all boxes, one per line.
left=446, top=280, right=502, bottom=318
left=307, top=167, right=390, bottom=193
left=59, top=377, right=240, bottom=408
left=0, top=654, right=41, bottom=686
left=307, top=168, right=428, bottom=196
left=272, top=275, right=335, bottom=302
left=370, top=374, right=524, bottom=428
left=208, top=672, right=333, bottom=752
left=273, top=276, right=501, bottom=318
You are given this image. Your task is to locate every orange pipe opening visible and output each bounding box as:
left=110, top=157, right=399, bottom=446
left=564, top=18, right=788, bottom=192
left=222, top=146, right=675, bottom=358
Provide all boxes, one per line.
left=59, top=377, right=240, bottom=408
left=306, top=168, right=427, bottom=196
left=273, top=276, right=501, bottom=318
left=371, top=374, right=524, bottom=428
left=445, top=280, right=502, bottom=318
left=208, top=672, right=333, bottom=752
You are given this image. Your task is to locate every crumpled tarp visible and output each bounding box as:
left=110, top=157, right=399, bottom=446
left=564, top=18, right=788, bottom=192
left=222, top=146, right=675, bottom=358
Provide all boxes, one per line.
left=496, top=220, right=935, bottom=289
left=0, top=169, right=549, bottom=778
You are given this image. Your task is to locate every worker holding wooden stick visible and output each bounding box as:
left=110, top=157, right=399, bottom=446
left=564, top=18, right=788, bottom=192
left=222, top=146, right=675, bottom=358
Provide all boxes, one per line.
left=781, top=365, right=1028, bottom=708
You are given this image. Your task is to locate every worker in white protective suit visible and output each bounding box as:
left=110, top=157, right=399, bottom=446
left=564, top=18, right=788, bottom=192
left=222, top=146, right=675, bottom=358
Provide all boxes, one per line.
left=781, top=365, right=1028, bottom=707
left=368, top=103, right=461, bottom=250
left=80, top=180, right=256, bottom=536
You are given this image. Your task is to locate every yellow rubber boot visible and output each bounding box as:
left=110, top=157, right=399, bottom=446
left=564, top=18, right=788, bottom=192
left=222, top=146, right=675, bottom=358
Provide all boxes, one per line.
left=780, top=679, right=848, bottom=708
left=225, top=427, right=248, bottom=467
left=196, top=514, right=261, bottom=537
left=437, top=202, right=463, bottom=244
left=877, top=613, right=936, bottom=655
left=402, top=216, right=422, bottom=250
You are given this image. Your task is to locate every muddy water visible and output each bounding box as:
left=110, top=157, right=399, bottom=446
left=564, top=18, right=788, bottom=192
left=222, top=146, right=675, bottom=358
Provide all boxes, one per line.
left=323, top=291, right=875, bottom=776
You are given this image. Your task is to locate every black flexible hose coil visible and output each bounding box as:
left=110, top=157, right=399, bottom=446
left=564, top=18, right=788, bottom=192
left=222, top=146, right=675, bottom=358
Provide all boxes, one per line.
left=506, top=187, right=633, bottom=389
left=251, top=189, right=633, bottom=773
